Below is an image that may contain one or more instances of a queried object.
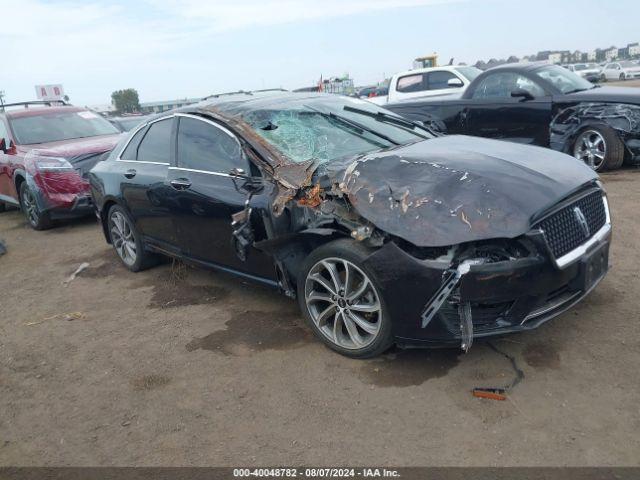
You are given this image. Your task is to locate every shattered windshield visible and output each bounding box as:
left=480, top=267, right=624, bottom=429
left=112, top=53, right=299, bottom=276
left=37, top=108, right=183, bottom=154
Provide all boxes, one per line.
left=241, top=98, right=430, bottom=164
left=535, top=65, right=594, bottom=94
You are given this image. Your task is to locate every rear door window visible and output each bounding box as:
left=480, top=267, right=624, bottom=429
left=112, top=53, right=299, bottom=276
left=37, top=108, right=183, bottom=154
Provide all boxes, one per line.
left=120, top=127, right=147, bottom=160
left=136, top=118, right=173, bottom=163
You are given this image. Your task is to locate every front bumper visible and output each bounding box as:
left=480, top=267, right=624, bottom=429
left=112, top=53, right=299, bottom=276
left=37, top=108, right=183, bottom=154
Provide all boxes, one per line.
left=363, top=228, right=611, bottom=348
left=48, top=194, right=95, bottom=219
left=31, top=171, right=94, bottom=219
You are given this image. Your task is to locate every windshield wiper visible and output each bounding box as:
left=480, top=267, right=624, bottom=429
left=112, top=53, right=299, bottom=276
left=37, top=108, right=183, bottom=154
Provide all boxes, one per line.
left=342, top=105, right=432, bottom=138
left=305, top=105, right=400, bottom=146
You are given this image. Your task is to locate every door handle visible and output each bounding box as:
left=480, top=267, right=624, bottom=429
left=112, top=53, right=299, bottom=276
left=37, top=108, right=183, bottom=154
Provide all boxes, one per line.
left=170, top=178, right=192, bottom=190
left=124, top=169, right=137, bottom=179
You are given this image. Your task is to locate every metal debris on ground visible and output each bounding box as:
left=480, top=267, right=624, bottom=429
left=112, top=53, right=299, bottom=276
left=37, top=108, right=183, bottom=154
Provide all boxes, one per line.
left=472, top=342, right=525, bottom=401
left=26, top=312, right=86, bottom=326
left=63, top=262, right=90, bottom=286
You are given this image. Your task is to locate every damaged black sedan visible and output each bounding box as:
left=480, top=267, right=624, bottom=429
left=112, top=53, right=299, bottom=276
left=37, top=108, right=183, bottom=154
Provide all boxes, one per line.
left=89, top=91, right=611, bottom=358
left=387, top=63, right=640, bottom=172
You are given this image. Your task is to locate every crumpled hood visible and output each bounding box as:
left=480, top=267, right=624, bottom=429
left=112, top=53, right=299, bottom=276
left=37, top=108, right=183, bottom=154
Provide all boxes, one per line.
left=324, top=135, right=598, bottom=247
left=18, top=134, right=123, bottom=160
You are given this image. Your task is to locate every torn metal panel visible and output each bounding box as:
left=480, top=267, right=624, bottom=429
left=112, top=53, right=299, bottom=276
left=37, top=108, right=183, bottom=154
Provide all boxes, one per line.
left=550, top=102, right=640, bottom=160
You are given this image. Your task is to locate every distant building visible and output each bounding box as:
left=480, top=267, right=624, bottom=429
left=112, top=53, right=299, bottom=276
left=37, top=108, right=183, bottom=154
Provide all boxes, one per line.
left=628, top=42, right=640, bottom=57
left=605, top=47, right=618, bottom=61
left=548, top=52, right=562, bottom=64
left=139, top=97, right=201, bottom=114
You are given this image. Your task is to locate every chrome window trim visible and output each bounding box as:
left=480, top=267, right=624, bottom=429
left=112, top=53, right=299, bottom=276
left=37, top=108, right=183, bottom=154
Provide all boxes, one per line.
left=115, top=114, right=174, bottom=164
left=175, top=112, right=237, bottom=140
left=551, top=195, right=611, bottom=269
left=117, top=159, right=170, bottom=166
left=168, top=166, right=231, bottom=178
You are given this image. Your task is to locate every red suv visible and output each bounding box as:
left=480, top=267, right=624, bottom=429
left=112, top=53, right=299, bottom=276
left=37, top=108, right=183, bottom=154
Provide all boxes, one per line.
left=0, top=102, right=122, bottom=229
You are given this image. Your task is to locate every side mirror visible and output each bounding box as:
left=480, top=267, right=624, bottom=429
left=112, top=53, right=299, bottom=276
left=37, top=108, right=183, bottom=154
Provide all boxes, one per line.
left=0, top=139, right=16, bottom=155
left=229, top=167, right=264, bottom=194
left=447, top=78, right=464, bottom=87
left=511, top=89, right=535, bottom=101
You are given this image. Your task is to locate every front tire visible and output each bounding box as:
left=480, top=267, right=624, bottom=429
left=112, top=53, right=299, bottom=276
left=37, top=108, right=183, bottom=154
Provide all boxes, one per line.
left=572, top=126, right=625, bottom=171
left=107, top=204, right=158, bottom=272
left=620, top=73, right=626, bottom=81
left=297, top=239, right=394, bottom=358
left=19, top=182, right=52, bottom=230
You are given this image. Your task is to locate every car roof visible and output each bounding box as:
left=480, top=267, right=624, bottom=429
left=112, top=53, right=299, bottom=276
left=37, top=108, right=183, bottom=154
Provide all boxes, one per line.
left=3, top=105, right=84, bottom=119
left=485, top=61, right=553, bottom=73
left=393, top=65, right=468, bottom=77
left=182, top=90, right=339, bottom=116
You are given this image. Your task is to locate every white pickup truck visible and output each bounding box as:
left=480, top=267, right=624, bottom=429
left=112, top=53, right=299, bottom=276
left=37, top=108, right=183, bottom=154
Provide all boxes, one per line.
left=369, top=65, right=482, bottom=105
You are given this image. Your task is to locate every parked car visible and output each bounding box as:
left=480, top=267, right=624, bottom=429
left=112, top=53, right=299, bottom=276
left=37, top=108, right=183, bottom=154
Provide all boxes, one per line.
left=386, top=62, right=640, bottom=171
left=108, top=114, right=149, bottom=132
left=0, top=102, right=122, bottom=229
left=365, top=85, right=390, bottom=105
left=355, top=86, right=378, bottom=98
left=89, top=91, right=611, bottom=358
left=375, top=66, right=482, bottom=105
left=600, top=61, right=640, bottom=81
left=566, top=63, right=602, bottom=83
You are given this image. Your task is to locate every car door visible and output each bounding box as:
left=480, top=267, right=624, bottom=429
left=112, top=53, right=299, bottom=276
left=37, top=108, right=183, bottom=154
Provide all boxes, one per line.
left=117, top=116, right=180, bottom=250
left=463, top=71, right=552, bottom=146
left=169, top=113, right=276, bottom=280
left=605, top=63, right=619, bottom=80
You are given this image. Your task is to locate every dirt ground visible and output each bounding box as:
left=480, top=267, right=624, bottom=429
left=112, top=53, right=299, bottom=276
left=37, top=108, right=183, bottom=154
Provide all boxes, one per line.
left=0, top=169, right=639, bottom=467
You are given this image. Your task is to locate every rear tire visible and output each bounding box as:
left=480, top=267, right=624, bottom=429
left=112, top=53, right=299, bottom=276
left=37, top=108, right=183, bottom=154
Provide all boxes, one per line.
left=297, top=239, right=394, bottom=358
left=19, top=182, right=52, bottom=230
left=0, top=202, right=6, bottom=213
left=572, top=125, right=625, bottom=171
left=600, top=74, right=607, bottom=82
left=107, top=204, right=159, bottom=272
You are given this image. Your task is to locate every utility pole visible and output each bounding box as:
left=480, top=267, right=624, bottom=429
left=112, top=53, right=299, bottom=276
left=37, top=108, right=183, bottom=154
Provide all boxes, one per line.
left=0, top=90, right=5, bottom=111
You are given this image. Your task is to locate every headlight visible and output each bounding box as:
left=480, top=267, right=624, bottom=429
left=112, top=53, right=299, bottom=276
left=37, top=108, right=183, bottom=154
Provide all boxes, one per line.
left=33, top=156, right=74, bottom=172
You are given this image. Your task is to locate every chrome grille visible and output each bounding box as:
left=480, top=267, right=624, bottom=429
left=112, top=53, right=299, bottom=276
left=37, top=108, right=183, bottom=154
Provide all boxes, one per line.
left=538, top=190, right=607, bottom=259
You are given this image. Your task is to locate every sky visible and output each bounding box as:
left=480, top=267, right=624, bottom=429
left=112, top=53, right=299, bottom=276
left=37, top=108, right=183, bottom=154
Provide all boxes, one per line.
left=1, top=0, right=639, bottom=106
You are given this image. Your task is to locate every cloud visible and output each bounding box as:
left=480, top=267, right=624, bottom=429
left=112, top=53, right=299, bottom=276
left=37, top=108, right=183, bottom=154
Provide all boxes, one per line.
left=0, top=0, right=461, bottom=103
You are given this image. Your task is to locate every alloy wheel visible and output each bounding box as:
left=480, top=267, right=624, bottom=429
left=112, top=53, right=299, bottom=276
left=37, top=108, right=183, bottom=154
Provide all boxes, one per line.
left=574, top=130, right=607, bottom=171
left=304, top=257, right=382, bottom=350
left=21, top=186, right=40, bottom=227
left=110, top=211, right=137, bottom=266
